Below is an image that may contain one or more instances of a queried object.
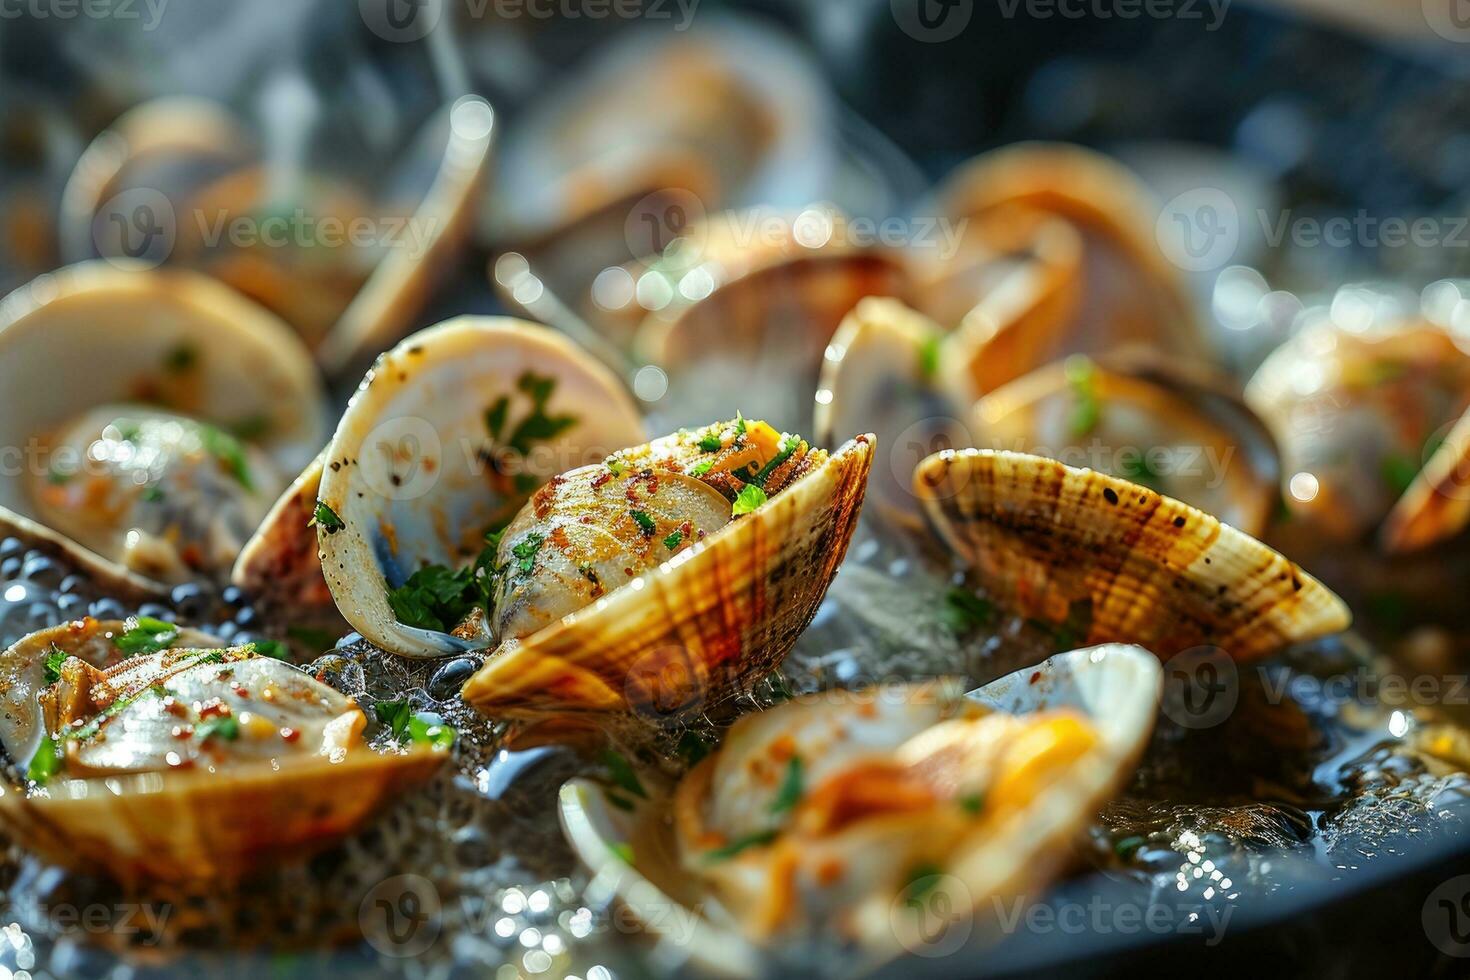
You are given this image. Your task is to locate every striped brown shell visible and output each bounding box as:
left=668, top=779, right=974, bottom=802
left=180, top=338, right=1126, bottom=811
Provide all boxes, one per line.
left=913, top=449, right=1350, bottom=661
left=462, top=434, right=874, bottom=720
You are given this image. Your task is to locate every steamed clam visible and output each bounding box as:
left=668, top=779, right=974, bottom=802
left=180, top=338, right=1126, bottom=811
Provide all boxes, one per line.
left=0, top=262, right=327, bottom=593
left=315, top=316, right=647, bottom=658
left=975, top=351, right=1281, bottom=537
left=1246, top=320, right=1470, bottom=552
left=461, top=420, right=872, bottom=718
left=933, top=142, right=1208, bottom=365
left=61, top=94, right=494, bottom=375
left=0, top=617, right=446, bottom=884
left=560, top=644, right=1162, bottom=970
left=914, top=449, right=1350, bottom=661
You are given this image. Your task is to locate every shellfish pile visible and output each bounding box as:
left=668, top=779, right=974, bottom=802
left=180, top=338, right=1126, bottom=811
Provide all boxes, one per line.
left=0, top=16, right=1467, bottom=980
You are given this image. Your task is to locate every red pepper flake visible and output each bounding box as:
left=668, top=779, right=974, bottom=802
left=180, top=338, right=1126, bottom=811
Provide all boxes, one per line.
left=197, top=698, right=231, bottom=719
left=170, top=724, right=194, bottom=740
left=1029, top=672, right=1042, bottom=685
left=279, top=727, right=300, bottom=743
left=591, top=471, right=613, bottom=489
left=232, top=684, right=251, bottom=699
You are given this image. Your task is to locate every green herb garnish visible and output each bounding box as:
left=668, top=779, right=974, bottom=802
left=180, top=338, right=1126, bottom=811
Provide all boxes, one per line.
left=309, top=500, right=345, bottom=533
left=386, top=564, right=477, bottom=632
left=604, top=750, right=648, bottom=800
left=959, top=792, right=985, bottom=814
left=1114, top=835, right=1147, bottom=860
left=42, top=645, right=67, bottom=685
left=676, top=730, right=713, bottom=767
left=732, top=484, right=768, bottom=517
left=1381, top=453, right=1419, bottom=496
left=374, top=698, right=413, bottom=741
left=689, top=459, right=714, bottom=477
left=484, top=395, right=510, bottom=440
left=141, top=486, right=166, bottom=503
left=407, top=711, right=457, bottom=749
left=27, top=735, right=62, bottom=786
left=698, top=432, right=723, bottom=452
left=919, top=334, right=942, bottom=380
left=664, top=530, right=684, bottom=551
left=609, top=842, right=635, bottom=865
left=941, top=588, right=994, bottom=634
left=197, top=423, right=254, bottom=491
left=114, top=617, right=180, bottom=655
left=196, top=716, right=240, bottom=742
left=769, top=755, right=804, bottom=815
left=511, top=532, right=546, bottom=574
left=704, top=830, right=777, bottom=863
left=631, top=510, right=657, bottom=536
left=1065, top=355, right=1101, bottom=437
left=247, top=640, right=290, bottom=661
left=507, top=372, right=577, bottom=455
left=905, top=863, right=944, bottom=899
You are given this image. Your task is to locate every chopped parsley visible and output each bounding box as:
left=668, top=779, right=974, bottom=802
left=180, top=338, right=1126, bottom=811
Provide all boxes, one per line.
left=1381, top=453, right=1419, bottom=496
left=905, top=863, right=944, bottom=899
left=511, top=532, right=546, bottom=573
left=42, top=645, right=67, bottom=685
left=919, top=334, right=942, bottom=380
left=247, top=640, right=290, bottom=660
left=750, top=436, right=799, bottom=486
left=506, top=372, right=577, bottom=455
left=604, top=750, right=648, bottom=800
left=959, top=792, right=985, bottom=814
left=113, top=617, right=180, bottom=655
left=163, top=343, right=199, bottom=374
left=309, top=500, right=345, bottom=533
left=689, top=459, right=714, bottom=477
left=704, top=830, right=777, bottom=863
left=484, top=395, right=510, bottom=440
left=698, top=432, right=723, bottom=452
left=605, top=458, right=627, bottom=478
left=769, top=755, right=804, bottom=815
left=141, top=486, right=166, bottom=503
left=27, top=735, right=62, bottom=785
left=198, top=423, right=254, bottom=491
left=374, top=698, right=413, bottom=741
left=609, top=842, right=635, bottom=865
left=196, top=716, right=240, bottom=742
left=407, top=711, right=457, bottom=749
left=631, top=510, right=657, bottom=536
left=1114, top=835, right=1147, bottom=860
left=386, top=564, right=478, bottom=632
left=664, top=530, right=684, bottom=550
left=734, top=412, right=747, bottom=436
left=732, top=484, right=768, bottom=517
left=1065, top=356, right=1101, bottom=438
left=941, top=588, right=994, bottom=634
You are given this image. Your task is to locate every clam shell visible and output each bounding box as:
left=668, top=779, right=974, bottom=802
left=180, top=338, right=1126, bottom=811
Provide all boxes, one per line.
left=1381, top=401, right=1470, bottom=554
left=914, top=449, right=1350, bottom=661
left=558, top=644, right=1161, bottom=972
left=975, top=353, right=1280, bottom=536
left=231, top=452, right=335, bottom=615
left=0, top=262, right=328, bottom=592
left=316, top=316, right=646, bottom=658
left=0, top=620, right=443, bottom=885
left=813, top=297, right=971, bottom=529
left=934, top=142, right=1206, bottom=364
left=462, top=434, right=874, bottom=720
left=636, top=250, right=911, bottom=432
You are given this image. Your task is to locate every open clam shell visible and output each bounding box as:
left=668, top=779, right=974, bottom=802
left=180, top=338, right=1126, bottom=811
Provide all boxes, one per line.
left=635, top=249, right=911, bottom=433
left=0, top=261, right=328, bottom=592
left=914, top=449, right=1350, bottom=661
left=559, top=644, right=1161, bottom=973
left=61, top=94, right=494, bottom=375
left=230, top=451, right=335, bottom=617
left=975, top=352, right=1281, bottom=537
left=462, top=433, right=874, bottom=720
left=933, top=142, right=1206, bottom=365
left=316, top=316, right=646, bottom=658
left=1381, top=401, right=1470, bottom=554
left=1246, top=321, right=1470, bottom=546
left=0, top=619, right=445, bottom=885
